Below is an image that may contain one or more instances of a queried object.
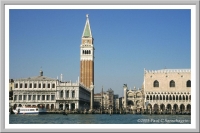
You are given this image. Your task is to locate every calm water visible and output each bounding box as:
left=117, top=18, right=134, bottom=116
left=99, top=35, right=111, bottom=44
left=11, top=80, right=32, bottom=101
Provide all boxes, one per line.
left=9, top=114, right=191, bottom=124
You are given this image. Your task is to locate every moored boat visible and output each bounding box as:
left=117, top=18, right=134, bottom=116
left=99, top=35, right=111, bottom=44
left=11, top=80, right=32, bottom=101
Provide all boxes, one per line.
left=13, top=106, right=46, bottom=114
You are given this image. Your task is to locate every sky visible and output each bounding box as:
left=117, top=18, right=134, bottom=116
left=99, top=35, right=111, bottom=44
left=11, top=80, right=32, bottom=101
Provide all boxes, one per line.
left=9, top=9, right=191, bottom=97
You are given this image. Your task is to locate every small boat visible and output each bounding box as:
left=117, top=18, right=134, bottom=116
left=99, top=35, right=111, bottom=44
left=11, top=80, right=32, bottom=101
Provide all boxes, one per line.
left=63, top=112, right=67, bottom=115
left=13, top=106, right=46, bottom=114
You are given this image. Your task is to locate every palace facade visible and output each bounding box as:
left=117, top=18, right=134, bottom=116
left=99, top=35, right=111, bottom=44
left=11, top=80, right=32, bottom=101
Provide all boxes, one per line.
left=143, top=69, right=191, bottom=114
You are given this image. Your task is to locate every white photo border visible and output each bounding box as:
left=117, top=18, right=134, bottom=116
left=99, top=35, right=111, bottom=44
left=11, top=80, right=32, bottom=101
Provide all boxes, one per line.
left=1, top=0, right=199, bottom=132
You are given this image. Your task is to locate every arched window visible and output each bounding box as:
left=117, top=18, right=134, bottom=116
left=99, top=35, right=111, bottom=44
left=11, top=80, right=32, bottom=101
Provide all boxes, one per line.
left=153, top=80, right=159, bottom=87
left=186, top=80, right=191, bottom=87
left=82, top=50, right=84, bottom=54
left=66, top=90, right=69, bottom=98
left=179, top=95, right=182, bottom=100
left=72, top=91, right=75, bottom=98
left=150, top=95, right=152, bottom=100
left=170, top=80, right=175, bottom=87
left=186, top=95, right=188, bottom=100
left=183, top=95, right=186, bottom=100
left=166, top=95, right=168, bottom=100
left=60, top=90, right=63, bottom=98
left=153, top=95, right=155, bottom=100
left=156, top=95, right=159, bottom=100
left=169, top=95, right=172, bottom=100
left=86, top=50, right=88, bottom=54
left=15, top=83, right=18, bottom=88
left=146, top=95, right=149, bottom=100
left=89, top=50, right=91, bottom=54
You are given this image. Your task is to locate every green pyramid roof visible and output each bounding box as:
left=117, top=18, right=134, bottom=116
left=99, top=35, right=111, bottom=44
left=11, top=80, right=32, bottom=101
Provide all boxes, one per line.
left=82, top=15, right=92, bottom=38
left=83, top=23, right=91, bottom=37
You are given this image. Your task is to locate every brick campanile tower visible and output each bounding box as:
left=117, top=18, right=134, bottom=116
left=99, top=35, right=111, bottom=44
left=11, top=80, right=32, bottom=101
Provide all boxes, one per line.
left=80, top=14, right=94, bottom=88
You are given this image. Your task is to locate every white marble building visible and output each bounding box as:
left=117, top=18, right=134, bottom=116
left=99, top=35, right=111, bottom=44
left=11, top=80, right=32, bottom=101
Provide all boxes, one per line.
left=11, top=70, right=91, bottom=111
left=143, top=69, right=191, bottom=114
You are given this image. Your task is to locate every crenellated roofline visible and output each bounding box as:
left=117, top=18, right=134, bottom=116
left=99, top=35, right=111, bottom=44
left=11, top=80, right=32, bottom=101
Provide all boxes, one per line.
left=144, top=68, right=191, bottom=74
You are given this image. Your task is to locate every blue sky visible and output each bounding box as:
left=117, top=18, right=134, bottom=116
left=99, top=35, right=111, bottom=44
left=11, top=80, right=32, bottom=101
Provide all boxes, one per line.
left=9, top=9, right=191, bottom=97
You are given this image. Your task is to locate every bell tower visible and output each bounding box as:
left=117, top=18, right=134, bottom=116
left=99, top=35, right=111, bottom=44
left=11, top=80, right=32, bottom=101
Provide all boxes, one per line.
left=80, top=14, right=94, bottom=88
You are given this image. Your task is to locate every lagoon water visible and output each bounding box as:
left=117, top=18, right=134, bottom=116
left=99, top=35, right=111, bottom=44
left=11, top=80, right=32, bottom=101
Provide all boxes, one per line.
left=9, top=114, right=191, bottom=124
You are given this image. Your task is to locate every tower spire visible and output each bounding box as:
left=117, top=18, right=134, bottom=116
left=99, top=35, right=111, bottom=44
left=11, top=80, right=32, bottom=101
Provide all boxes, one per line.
left=82, top=14, right=92, bottom=38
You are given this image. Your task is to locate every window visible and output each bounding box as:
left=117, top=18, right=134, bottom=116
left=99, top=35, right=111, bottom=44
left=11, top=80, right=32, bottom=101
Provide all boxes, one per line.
left=37, top=95, right=40, bottom=100
left=153, top=80, right=159, bottom=87
left=33, top=95, right=36, bottom=100
left=29, top=83, right=32, bottom=88
left=66, top=90, right=69, bottom=98
left=43, top=84, right=45, bottom=88
left=15, top=83, right=18, bottom=88
left=25, top=83, right=27, bottom=88
left=42, top=95, right=45, bottom=100
left=28, top=95, right=31, bottom=100
left=51, top=95, right=55, bottom=100
left=60, top=90, right=63, bottom=98
left=186, top=80, right=191, bottom=87
left=19, top=95, right=22, bottom=100
left=47, top=95, right=50, bottom=100
left=170, top=80, right=175, bottom=87
left=52, top=84, right=55, bottom=88
left=72, top=91, right=75, bottom=98
left=34, top=83, right=37, bottom=88
left=48, top=84, right=50, bottom=88
left=20, top=83, right=23, bottom=88
left=23, top=95, right=27, bottom=100
left=14, top=95, right=17, bottom=100
left=38, top=83, right=41, bottom=88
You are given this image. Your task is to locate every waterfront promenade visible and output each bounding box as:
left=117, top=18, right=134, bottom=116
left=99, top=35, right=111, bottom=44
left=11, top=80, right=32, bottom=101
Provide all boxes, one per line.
left=41, top=109, right=191, bottom=115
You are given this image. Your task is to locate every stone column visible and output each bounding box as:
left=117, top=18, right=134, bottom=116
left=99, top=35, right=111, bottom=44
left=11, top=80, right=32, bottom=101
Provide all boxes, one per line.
left=158, top=105, right=160, bottom=114
left=63, top=102, right=65, bottom=110
left=57, top=90, right=60, bottom=99
left=69, top=90, right=71, bottom=98
left=69, top=103, right=71, bottom=110
left=77, top=89, right=79, bottom=99
left=56, top=102, right=59, bottom=110
left=168, top=95, right=169, bottom=102
left=90, top=83, right=94, bottom=110
left=175, top=95, right=176, bottom=102
left=63, top=90, right=66, bottom=99
left=185, top=95, right=186, bottom=102
left=184, top=104, right=187, bottom=112
left=123, top=84, right=127, bottom=108
left=77, top=101, right=79, bottom=109
left=144, top=94, right=146, bottom=109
